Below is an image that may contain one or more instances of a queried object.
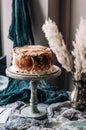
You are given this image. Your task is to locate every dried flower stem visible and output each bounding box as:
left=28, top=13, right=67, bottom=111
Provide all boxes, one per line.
left=42, top=18, right=73, bottom=72
left=72, top=17, right=86, bottom=81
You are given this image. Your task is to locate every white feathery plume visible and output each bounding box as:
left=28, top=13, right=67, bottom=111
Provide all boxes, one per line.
left=42, top=18, right=73, bottom=72
left=72, top=17, right=86, bottom=81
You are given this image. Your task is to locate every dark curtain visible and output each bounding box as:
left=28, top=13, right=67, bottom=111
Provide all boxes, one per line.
left=58, top=0, right=71, bottom=90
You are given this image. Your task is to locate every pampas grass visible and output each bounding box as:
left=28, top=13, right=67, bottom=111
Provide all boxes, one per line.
left=72, top=17, right=86, bottom=81
left=42, top=18, right=73, bottom=72
left=42, top=18, right=86, bottom=81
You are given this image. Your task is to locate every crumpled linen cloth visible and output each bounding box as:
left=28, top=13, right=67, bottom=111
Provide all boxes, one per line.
left=0, top=101, right=86, bottom=130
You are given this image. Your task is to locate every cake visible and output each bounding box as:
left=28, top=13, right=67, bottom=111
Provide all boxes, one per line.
left=12, top=45, right=53, bottom=74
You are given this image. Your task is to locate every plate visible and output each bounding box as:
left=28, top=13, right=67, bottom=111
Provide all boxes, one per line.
left=7, top=65, right=61, bottom=76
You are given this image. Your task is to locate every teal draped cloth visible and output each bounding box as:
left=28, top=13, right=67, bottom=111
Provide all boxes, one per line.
left=0, top=77, right=68, bottom=105
left=8, top=0, right=34, bottom=47
left=0, top=0, right=69, bottom=105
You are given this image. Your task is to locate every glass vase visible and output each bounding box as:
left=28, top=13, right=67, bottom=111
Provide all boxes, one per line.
left=71, top=80, right=86, bottom=111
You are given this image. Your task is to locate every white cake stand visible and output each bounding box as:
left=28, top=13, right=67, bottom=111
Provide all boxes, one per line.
left=6, top=65, right=61, bottom=119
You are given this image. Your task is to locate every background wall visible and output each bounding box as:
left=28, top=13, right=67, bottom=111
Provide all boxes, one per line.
left=1, top=0, right=13, bottom=67
left=29, top=0, right=59, bottom=47
left=1, top=0, right=86, bottom=90
left=29, top=0, right=48, bottom=47
left=70, top=0, right=86, bottom=44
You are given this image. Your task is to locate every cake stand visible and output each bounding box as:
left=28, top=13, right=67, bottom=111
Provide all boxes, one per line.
left=6, top=65, right=61, bottom=119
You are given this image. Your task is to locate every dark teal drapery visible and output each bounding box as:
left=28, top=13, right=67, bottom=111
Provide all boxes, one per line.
left=0, top=0, right=69, bottom=105
left=8, top=0, right=34, bottom=47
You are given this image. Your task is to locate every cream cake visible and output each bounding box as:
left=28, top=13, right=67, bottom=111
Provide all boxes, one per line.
left=12, top=45, right=53, bottom=74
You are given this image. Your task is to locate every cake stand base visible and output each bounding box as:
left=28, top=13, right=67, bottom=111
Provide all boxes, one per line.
left=21, top=105, right=47, bottom=119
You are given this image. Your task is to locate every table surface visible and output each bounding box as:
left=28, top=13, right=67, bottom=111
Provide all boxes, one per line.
left=0, top=101, right=86, bottom=130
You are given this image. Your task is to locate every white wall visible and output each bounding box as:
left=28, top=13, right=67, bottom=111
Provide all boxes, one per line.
left=70, top=0, right=86, bottom=41
left=29, top=0, right=48, bottom=47
left=1, top=0, right=13, bottom=67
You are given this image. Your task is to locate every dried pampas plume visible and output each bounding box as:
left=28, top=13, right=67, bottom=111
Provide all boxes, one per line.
left=72, top=17, right=86, bottom=81
left=42, top=18, right=73, bottom=72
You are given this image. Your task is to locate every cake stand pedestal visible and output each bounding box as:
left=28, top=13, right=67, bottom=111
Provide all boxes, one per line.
left=6, top=65, right=61, bottom=119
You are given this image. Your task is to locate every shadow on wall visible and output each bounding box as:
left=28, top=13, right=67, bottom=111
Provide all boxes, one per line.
left=29, top=0, right=49, bottom=47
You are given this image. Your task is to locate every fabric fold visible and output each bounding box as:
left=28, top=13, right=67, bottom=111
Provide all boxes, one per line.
left=0, top=79, right=69, bottom=105
left=8, top=0, right=34, bottom=47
